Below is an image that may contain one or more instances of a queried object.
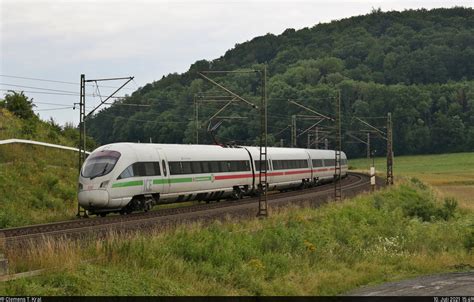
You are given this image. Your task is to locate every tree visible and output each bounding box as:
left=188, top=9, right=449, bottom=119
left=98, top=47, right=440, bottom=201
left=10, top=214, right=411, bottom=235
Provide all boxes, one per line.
left=1, top=91, right=36, bottom=119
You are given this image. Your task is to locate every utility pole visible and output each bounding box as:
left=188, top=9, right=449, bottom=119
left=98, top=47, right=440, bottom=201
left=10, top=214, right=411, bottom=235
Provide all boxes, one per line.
left=334, top=91, right=342, bottom=201
left=367, top=132, right=371, bottom=170
left=194, top=95, right=199, bottom=144
left=386, top=112, right=394, bottom=185
left=77, top=74, right=87, bottom=217
left=257, top=66, right=268, bottom=217
left=77, top=74, right=134, bottom=218
left=291, top=115, right=297, bottom=147
left=315, top=127, right=319, bottom=149
left=354, top=114, right=394, bottom=186
left=197, top=68, right=267, bottom=217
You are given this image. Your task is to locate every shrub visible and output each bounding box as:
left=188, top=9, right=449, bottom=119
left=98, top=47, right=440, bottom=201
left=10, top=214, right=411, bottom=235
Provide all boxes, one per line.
left=437, top=198, right=458, bottom=221
left=464, top=229, right=474, bottom=252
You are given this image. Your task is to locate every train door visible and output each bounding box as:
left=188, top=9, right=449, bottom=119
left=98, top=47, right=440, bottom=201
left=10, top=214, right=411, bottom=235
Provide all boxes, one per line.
left=156, top=149, right=170, bottom=195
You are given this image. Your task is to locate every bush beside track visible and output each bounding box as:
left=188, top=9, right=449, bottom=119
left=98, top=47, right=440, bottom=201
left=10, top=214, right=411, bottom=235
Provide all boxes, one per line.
left=3, top=179, right=473, bottom=295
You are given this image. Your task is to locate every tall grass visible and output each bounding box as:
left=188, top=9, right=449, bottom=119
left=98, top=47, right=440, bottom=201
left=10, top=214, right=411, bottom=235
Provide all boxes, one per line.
left=4, top=181, right=473, bottom=295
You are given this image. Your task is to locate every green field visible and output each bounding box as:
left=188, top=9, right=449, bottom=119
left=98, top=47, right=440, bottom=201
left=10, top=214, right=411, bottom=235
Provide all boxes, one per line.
left=350, top=152, right=474, bottom=210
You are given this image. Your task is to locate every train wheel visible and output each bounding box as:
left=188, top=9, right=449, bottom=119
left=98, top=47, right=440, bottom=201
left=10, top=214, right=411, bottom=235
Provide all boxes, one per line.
left=231, top=188, right=243, bottom=200
left=144, top=203, right=151, bottom=212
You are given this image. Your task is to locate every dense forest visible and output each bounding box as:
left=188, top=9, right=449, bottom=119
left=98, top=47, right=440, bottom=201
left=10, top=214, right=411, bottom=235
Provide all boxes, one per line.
left=87, top=7, right=474, bottom=158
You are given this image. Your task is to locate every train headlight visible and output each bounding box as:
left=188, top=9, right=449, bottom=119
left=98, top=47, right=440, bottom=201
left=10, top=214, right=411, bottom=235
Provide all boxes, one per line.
left=100, top=181, right=110, bottom=188
left=78, top=183, right=83, bottom=191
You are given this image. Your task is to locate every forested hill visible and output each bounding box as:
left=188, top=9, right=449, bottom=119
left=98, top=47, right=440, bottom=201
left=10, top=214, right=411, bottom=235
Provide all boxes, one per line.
left=87, top=7, right=474, bottom=157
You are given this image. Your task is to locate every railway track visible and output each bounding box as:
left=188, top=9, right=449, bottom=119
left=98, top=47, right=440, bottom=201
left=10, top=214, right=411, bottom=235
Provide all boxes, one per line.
left=0, top=172, right=379, bottom=249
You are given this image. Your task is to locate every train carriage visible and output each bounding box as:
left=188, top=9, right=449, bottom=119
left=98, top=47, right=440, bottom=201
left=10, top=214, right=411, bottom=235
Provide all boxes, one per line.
left=78, top=143, right=348, bottom=216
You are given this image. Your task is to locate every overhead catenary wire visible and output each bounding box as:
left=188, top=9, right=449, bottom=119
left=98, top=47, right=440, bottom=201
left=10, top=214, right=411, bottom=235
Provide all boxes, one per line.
left=34, top=107, right=74, bottom=112
left=0, top=88, right=126, bottom=99
left=0, top=82, right=85, bottom=94
left=0, top=74, right=135, bottom=90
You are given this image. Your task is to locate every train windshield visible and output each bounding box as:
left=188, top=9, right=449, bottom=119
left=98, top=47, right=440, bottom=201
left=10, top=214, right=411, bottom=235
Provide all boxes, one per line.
left=82, top=150, right=121, bottom=179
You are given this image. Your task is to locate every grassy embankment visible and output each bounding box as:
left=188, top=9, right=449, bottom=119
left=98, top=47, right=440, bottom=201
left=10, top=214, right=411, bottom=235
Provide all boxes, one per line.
left=0, top=108, right=79, bottom=228
left=2, top=155, right=473, bottom=295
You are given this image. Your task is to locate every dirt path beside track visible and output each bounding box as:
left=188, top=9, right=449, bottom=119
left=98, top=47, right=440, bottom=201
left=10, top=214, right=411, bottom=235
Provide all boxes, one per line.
left=347, top=271, right=474, bottom=296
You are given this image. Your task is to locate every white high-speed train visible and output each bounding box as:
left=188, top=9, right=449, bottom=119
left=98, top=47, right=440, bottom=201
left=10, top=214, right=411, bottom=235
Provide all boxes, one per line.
left=78, top=143, right=348, bottom=216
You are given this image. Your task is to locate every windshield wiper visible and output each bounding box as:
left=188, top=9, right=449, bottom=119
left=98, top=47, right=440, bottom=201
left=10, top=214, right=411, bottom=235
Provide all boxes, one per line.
left=90, top=163, right=109, bottom=180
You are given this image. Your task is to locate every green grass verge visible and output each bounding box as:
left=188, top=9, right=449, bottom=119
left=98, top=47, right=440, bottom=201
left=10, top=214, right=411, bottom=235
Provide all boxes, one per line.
left=0, top=144, right=78, bottom=228
left=3, top=180, right=473, bottom=295
left=0, top=109, right=81, bottom=228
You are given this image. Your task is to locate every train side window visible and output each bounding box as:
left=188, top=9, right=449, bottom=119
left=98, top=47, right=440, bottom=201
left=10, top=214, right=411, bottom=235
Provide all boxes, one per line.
left=144, top=162, right=155, bottom=176
left=153, top=162, right=161, bottom=175
left=133, top=162, right=146, bottom=176
left=236, top=161, right=246, bottom=172
left=117, top=165, right=134, bottom=179
left=219, top=161, right=229, bottom=172
left=301, top=160, right=308, bottom=168
left=312, top=159, right=323, bottom=167
left=255, top=160, right=269, bottom=171
left=229, top=161, right=239, bottom=172
left=244, top=161, right=250, bottom=171
left=191, top=161, right=202, bottom=174
left=210, top=161, right=220, bottom=173
left=169, top=162, right=181, bottom=175
left=271, top=160, right=276, bottom=170
left=201, top=161, right=210, bottom=173
left=181, top=162, right=192, bottom=174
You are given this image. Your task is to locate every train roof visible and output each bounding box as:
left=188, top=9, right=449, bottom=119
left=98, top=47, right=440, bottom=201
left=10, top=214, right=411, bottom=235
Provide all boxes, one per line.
left=96, top=143, right=345, bottom=157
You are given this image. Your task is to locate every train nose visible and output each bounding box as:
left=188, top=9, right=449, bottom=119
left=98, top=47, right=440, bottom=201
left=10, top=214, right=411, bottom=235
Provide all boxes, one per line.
left=78, top=190, right=110, bottom=209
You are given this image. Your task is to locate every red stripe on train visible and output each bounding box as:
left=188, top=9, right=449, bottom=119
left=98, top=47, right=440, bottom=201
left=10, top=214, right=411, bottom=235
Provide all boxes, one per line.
left=214, top=173, right=254, bottom=180
left=284, top=169, right=312, bottom=175
left=214, top=166, right=347, bottom=180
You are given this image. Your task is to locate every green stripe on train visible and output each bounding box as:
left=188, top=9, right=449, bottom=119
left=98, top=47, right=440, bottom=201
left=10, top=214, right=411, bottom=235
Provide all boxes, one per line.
left=114, top=176, right=209, bottom=188
left=169, top=177, right=194, bottom=183
left=112, top=180, right=144, bottom=188
left=153, top=178, right=194, bottom=184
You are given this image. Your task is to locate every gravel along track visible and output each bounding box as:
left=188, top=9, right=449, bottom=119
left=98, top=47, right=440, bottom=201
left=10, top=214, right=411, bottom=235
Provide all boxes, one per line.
left=0, top=172, right=380, bottom=250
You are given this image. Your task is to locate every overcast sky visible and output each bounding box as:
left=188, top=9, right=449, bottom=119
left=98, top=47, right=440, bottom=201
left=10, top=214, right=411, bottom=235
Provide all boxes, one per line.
left=1, top=0, right=472, bottom=125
